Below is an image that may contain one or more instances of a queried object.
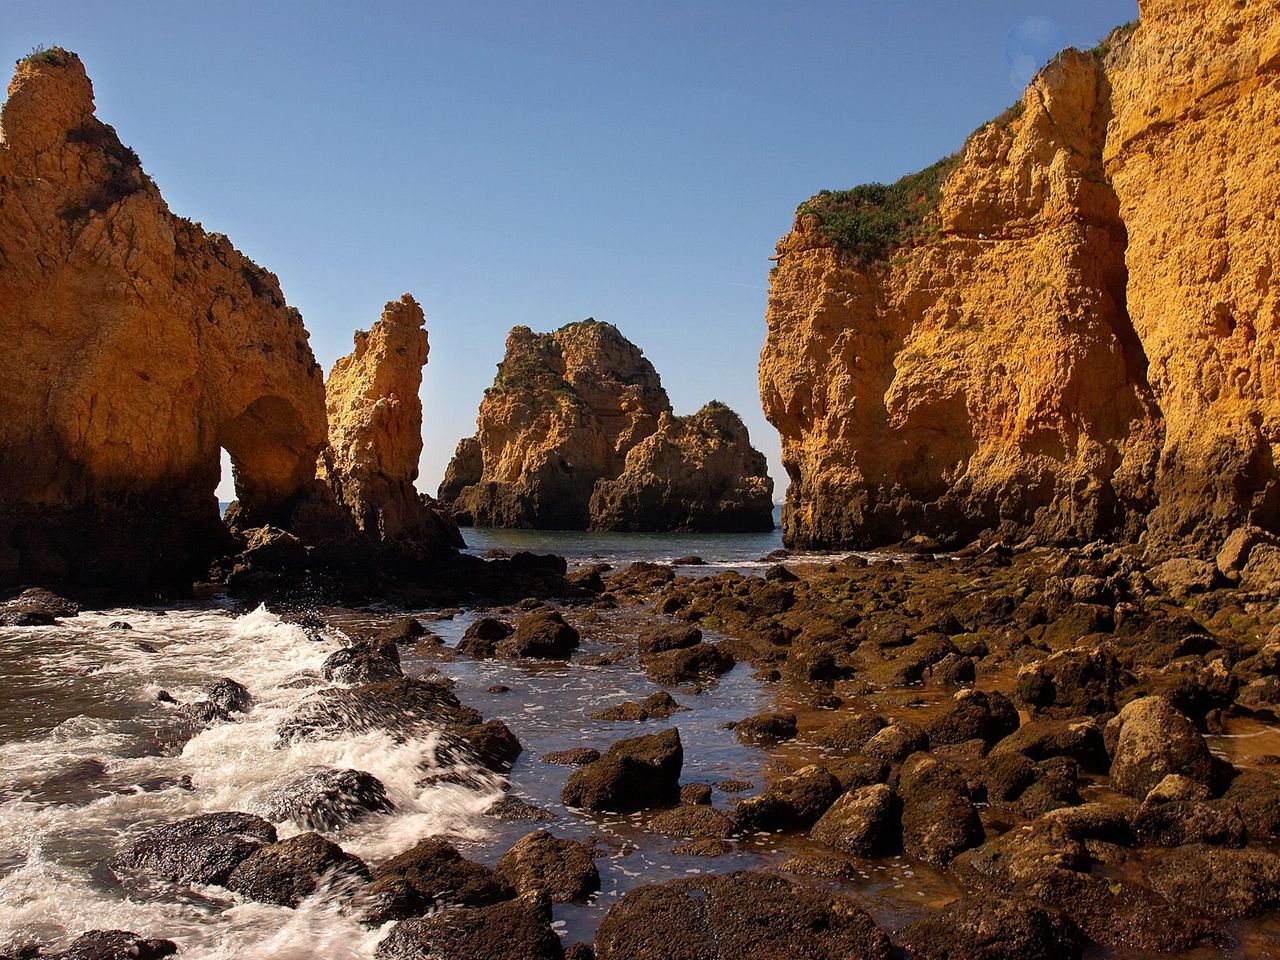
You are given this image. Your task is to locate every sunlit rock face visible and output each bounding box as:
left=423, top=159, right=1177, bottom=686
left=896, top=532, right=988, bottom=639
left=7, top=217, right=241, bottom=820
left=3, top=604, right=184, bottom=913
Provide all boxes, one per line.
left=0, top=50, right=327, bottom=593
left=440, top=319, right=773, bottom=532
left=322, top=294, right=461, bottom=550
left=762, top=0, right=1280, bottom=557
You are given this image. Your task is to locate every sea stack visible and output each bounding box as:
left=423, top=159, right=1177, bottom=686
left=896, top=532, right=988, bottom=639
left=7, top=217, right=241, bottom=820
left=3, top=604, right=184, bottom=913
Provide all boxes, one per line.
left=0, top=49, right=327, bottom=594
left=760, top=1, right=1280, bottom=557
left=439, top=320, right=773, bottom=531
left=322, top=294, right=461, bottom=552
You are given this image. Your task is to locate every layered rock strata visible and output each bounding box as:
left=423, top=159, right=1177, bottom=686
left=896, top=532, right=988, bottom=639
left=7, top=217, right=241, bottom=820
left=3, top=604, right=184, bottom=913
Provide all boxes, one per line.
left=322, top=294, right=461, bottom=551
left=761, top=0, right=1280, bottom=556
left=0, top=49, right=327, bottom=592
left=440, top=320, right=773, bottom=531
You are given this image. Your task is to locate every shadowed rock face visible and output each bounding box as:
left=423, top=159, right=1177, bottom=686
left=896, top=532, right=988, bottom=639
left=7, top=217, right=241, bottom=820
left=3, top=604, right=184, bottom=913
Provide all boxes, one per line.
left=761, top=0, right=1280, bottom=557
left=322, top=294, right=461, bottom=549
left=439, top=319, right=773, bottom=531
left=0, top=50, right=326, bottom=593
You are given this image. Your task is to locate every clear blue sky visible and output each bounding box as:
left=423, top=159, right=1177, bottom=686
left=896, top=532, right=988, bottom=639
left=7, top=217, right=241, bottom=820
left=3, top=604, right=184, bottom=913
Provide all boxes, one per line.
left=6, top=1, right=1137, bottom=501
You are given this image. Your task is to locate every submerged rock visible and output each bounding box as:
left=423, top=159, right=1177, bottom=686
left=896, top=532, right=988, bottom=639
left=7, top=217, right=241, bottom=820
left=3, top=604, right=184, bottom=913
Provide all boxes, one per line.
left=224, top=832, right=369, bottom=907
left=112, top=812, right=277, bottom=886
left=256, top=767, right=393, bottom=830
left=25, top=930, right=178, bottom=960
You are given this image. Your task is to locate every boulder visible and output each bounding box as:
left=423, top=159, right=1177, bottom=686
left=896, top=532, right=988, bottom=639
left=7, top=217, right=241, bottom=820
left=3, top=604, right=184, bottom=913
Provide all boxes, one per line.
left=363, top=838, right=513, bottom=923
left=733, top=765, right=842, bottom=832
left=207, top=678, right=253, bottom=715
left=256, top=767, right=392, bottom=830
left=641, top=642, right=735, bottom=684
left=224, top=832, right=368, bottom=907
left=809, top=783, right=900, bottom=856
left=732, top=711, right=797, bottom=746
left=495, top=609, right=580, bottom=660
left=590, top=691, right=686, bottom=722
left=111, top=812, right=276, bottom=886
left=561, top=729, right=683, bottom=812
left=376, top=896, right=564, bottom=960
left=540, top=748, right=601, bottom=766
left=321, top=640, right=402, bottom=684
left=899, top=895, right=1084, bottom=960
left=1131, top=798, right=1247, bottom=847
left=457, top=617, right=513, bottom=658
left=989, top=718, right=1109, bottom=772
left=593, top=872, right=892, bottom=960
left=648, top=806, right=736, bottom=840
left=635, top=623, right=702, bottom=654
left=26, top=931, right=177, bottom=960
left=1153, top=558, right=1220, bottom=597
left=1147, top=844, right=1280, bottom=918
left=1014, top=648, right=1130, bottom=717
left=927, top=689, right=1019, bottom=749
left=1105, top=696, right=1214, bottom=798
left=898, top=753, right=983, bottom=865
left=494, top=831, right=600, bottom=904
left=811, top=712, right=886, bottom=752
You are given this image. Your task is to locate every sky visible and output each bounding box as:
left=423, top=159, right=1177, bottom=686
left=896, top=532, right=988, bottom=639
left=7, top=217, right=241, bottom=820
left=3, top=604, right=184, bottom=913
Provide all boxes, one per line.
left=5, top=0, right=1138, bottom=502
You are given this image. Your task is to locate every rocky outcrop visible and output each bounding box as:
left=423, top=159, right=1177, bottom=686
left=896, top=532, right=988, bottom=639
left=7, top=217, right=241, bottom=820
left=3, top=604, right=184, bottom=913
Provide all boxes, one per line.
left=321, top=294, right=461, bottom=550
left=761, top=0, right=1280, bottom=558
left=440, top=319, right=773, bottom=531
left=0, top=49, right=327, bottom=593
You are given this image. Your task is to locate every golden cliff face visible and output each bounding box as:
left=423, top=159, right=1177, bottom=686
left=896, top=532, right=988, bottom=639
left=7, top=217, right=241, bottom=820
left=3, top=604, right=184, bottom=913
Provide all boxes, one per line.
left=0, top=50, right=327, bottom=591
left=322, top=294, right=460, bottom=548
left=761, top=0, right=1279, bottom=555
left=440, top=320, right=774, bottom=531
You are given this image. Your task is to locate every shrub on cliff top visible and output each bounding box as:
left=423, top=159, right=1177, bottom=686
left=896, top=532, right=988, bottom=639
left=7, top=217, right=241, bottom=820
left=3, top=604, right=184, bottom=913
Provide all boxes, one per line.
left=797, top=152, right=960, bottom=262
left=20, top=45, right=71, bottom=68
left=1092, top=20, right=1139, bottom=61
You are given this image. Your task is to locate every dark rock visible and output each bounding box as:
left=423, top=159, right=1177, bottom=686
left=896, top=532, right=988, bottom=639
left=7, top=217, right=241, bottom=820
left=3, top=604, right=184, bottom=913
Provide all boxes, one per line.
left=1014, top=648, right=1131, bottom=717
left=0, top=606, right=57, bottom=626
left=363, top=838, right=514, bottom=923
left=1223, top=769, right=1280, bottom=837
left=1147, top=844, right=1280, bottom=918
left=321, top=640, right=402, bottom=684
left=635, top=623, right=702, bottom=655
left=107, top=621, right=132, bottom=631
left=376, top=616, right=426, bottom=644
left=496, top=609, right=580, bottom=660
left=277, top=676, right=471, bottom=744
left=1105, top=696, right=1214, bottom=798
left=486, top=795, right=555, bottom=822
left=540, top=748, right=601, bottom=766
left=458, top=617, right=514, bottom=658
left=809, top=783, right=900, bottom=856
left=812, top=712, right=886, bottom=752
left=824, top=755, right=891, bottom=791
left=672, top=556, right=705, bottom=566
left=898, top=752, right=983, bottom=865
left=33, top=931, right=177, bottom=960
left=256, top=767, right=392, bottom=830
left=989, top=718, right=1109, bottom=772
left=590, top=691, right=686, bottom=722
left=495, top=831, right=600, bottom=903
left=733, top=764, right=842, bottom=832
left=561, top=729, right=683, bottom=812
left=225, top=832, right=368, bottom=907
left=927, top=689, right=1019, bottom=749
left=679, top=783, right=712, bottom=805
left=593, top=871, right=892, bottom=960
left=733, top=711, right=797, bottom=746
left=4, top=588, right=78, bottom=620
left=111, top=811, right=276, bottom=886
left=900, top=896, right=1084, bottom=960
left=444, top=718, right=523, bottom=773
left=648, top=806, right=736, bottom=839
left=376, top=896, right=563, bottom=960
left=1131, top=798, right=1247, bottom=847
left=863, top=721, right=929, bottom=762
left=207, top=677, right=253, bottom=715
left=641, top=642, right=735, bottom=684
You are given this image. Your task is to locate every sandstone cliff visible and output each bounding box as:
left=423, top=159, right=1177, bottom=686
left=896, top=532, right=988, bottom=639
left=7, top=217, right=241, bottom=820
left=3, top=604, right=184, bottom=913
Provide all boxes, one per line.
left=322, top=294, right=461, bottom=550
left=440, top=320, right=774, bottom=531
left=0, top=49, right=328, bottom=592
left=761, top=0, right=1280, bottom=556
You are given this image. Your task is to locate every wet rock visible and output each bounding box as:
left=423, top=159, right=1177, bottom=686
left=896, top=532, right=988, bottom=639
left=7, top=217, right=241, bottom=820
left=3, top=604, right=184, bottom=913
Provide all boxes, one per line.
left=376, top=617, right=427, bottom=645
left=635, top=623, right=702, bottom=654
left=495, top=609, right=580, bottom=660
left=376, top=896, right=563, bottom=960
left=899, top=896, right=1084, bottom=960
left=277, top=676, right=472, bottom=744
left=1105, top=696, right=1214, bottom=798
left=1042, top=801, right=1135, bottom=844
left=733, top=764, right=842, bottom=832
left=862, top=721, right=929, bottom=762
left=457, top=617, right=513, bottom=658
left=1, top=588, right=78, bottom=624
left=898, top=752, right=983, bottom=865
left=0, top=606, right=57, bottom=626
left=641, top=642, right=735, bottom=684
left=824, top=755, right=891, bottom=791
left=715, top=778, right=753, bottom=793
left=1222, top=770, right=1280, bottom=837
left=207, top=677, right=253, bottom=715
left=927, top=689, right=1019, bottom=749
left=486, top=796, right=555, bottom=823
left=809, top=783, right=900, bottom=856
left=495, top=831, right=600, bottom=903
left=812, top=712, right=886, bottom=751
left=590, top=691, right=686, bottom=722
left=444, top=718, right=523, bottom=773
left=733, top=711, right=797, bottom=745
left=1147, top=844, right=1280, bottom=918
left=107, top=621, right=132, bottom=631
left=679, top=783, right=712, bottom=805
left=593, top=871, right=892, bottom=960
left=540, top=748, right=601, bottom=766
left=1014, top=648, right=1131, bottom=717
left=321, top=640, right=402, bottom=684
left=1131, top=797, right=1247, bottom=847
left=561, top=729, right=683, bottom=812
left=256, top=767, right=392, bottom=830
left=112, top=811, right=276, bottom=886
left=32, top=930, right=177, bottom=960
left=225, top=832, right=368, bottom=907
left=648, top=806, right=736, bottom=839
left=1013, top=756, right=1081, bottom=817
left=671, top=838, right=733, bottom=857
left=363, top=838, right=514, bottom=923
left=989, top=718, right=1109, bottom=772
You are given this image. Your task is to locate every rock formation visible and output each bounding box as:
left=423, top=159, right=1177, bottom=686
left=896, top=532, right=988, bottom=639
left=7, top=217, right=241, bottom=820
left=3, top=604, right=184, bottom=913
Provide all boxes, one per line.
left=440, top=320, right=773, bottom=531
left=0, top=49, right=327, bottom=593
left=760, top=0, right=1280, bottom=557
left=322, top=294, right=461, bottom=551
